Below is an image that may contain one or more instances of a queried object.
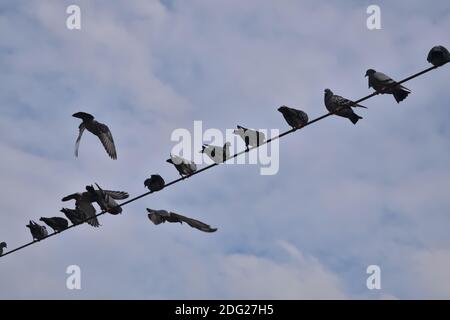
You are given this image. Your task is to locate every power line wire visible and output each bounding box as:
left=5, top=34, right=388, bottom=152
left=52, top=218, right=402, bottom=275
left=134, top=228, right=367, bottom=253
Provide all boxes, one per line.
left=0, top=64, right=443, bottom=259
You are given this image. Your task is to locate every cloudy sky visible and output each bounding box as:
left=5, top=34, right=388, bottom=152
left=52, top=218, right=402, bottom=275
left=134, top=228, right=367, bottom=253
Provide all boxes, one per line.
left=0, top=0, right=449, bottom=299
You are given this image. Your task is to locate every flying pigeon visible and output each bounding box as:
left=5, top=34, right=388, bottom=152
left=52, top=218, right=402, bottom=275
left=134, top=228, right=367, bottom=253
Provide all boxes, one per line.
left=85, top=184, right=129, bottom=215
left=324, top=89, right=364, bottom=124
left=62, top=191, right=101, bottom=227
left=39, top=217, right=69, bottom=233
left=146, top=208, right=217, bottom=233
left=60, top=208, right=86, bottom=226
left=0, top=242, right=6, bottom=256
left=26, top=220, right=48, bottom=241
left=144, top=174, right=165, bottom=192
left=233, top=125, right=265, bottom=152
left=365, top=69, right=411, bottom=103
left=427, top=45, right=450, bottom=67
left=277, top=106, right=309, bottom=130
left=166, top=154, right=197, bottom=178
left=72, top=112, right=117, bottom=160
left=200, top=142, right=231, bottom=164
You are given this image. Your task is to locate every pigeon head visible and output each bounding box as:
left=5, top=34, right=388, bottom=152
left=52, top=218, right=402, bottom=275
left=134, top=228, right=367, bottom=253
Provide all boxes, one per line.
left=324, top=88, right=333, bottom=98
left=277, top=106, right=289, bottom=113
left=85, top=185, right=96, bottom=193
left=365, top=69, right=376, bottom=77
left=72, top=112, right=94, bottom=121
left=0, top=242, right=6, bottom=249
left=144, top=178, right=151, bottom=188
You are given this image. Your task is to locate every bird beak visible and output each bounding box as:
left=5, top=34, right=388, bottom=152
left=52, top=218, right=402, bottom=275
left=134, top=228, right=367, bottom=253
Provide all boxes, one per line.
left=365, top=74, right=368, bottom=77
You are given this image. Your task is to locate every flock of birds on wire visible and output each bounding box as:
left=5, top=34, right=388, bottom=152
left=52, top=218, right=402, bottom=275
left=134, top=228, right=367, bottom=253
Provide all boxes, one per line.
left=1, top=45, right=449, bottom=258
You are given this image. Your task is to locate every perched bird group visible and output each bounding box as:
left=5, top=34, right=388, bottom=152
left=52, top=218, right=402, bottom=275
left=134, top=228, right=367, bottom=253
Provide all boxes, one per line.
left=1, top=45, right=448, bottom=257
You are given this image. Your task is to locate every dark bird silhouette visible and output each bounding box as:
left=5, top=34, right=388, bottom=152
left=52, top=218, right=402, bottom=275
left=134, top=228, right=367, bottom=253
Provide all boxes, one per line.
left=427, top=45, right=450, bottom=67
left=39, top=217, right=69, bottom=233
left=365, top=69, right=411, bottom=103
left=62, top=191, right=101, bottom=227
left=233, top=125, right=265, bottom=152
left=146, top=208, right=217, bottom=233
left=144, top=174, right=165, bottom=192
left=60, top=208, right=86, bottom=226
left=85, top=184, right=129, bottom=215
left=167, top=154, right=197, bottom=178
left=324, top=89, right=364, bottom=124
left=26, top=220, right=48, bottom=241
left=72, top=112, right=117, bottom=159
left=0, top=242, right=6, bottom=256
left=277, top=106, right=309, bottom=130
left=200, top=142, right=231, bottom=164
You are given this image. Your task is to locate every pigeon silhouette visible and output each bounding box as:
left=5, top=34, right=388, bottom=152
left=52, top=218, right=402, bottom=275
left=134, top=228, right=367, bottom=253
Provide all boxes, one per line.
left=233, top=125, right=265, bottom=152
left=147, top=209, right=217, bottom=233
left=144, top=174, right=165, bottom=192
left=324, top=89, right=364, bottom=124
left=72, top=112, right=117, bottom=159
left=277, top=106, right=309, bottom=130
left=26, top=220, right=48, bottom=241
left=365, top=69, right=411, bottom=103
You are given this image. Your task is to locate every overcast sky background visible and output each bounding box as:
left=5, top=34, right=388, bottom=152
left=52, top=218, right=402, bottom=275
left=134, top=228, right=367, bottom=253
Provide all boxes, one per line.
left=0, top=0, right=449, bottom=299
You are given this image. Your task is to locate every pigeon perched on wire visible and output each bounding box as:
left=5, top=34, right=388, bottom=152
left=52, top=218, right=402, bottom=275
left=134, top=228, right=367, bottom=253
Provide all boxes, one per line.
left=146, top=209, right=217, bottom=233
left=277, top=106, right=309, bottom=130
left=324, top=89, right=365, bottom=124
left=144, top=174, right=165, bottom=192
left=233, top=125, right=265, bottom=152
left=167, top=154, right=197, bottom=178
left=26, top=220, right=48, bottom=241
left=60, top=208, right=86, bottom=226
left=72, top=112, right=117, bottom=160
left=39, top=217, right=69, bottom=233
left=0, top=242, right=6, bottom=256
left=85, top=184, right=129, bottom=215
left=62, top=191, right=101, bottom=227
left=365, top=69, right=411, bottom=103
left=200, top=142, right=231, bottom=164
left=427, top=45, right=450, bottom=67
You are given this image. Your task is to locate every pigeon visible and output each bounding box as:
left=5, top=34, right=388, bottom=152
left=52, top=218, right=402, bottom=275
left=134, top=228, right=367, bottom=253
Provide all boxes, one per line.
left=233, top=125, right=265, bottom=152
left=427, top=45, right=450, bottom=67
left=166, top=154, right=197, bottom=178
left=365, top=69, right=411, bottom=103
left=60, top=208, right=86, bottom=226
left=72, top=112, right=117, bottom=160
left=200, top=142, right=231, bottom=164
left=324, top=89, right=364, bottom=124
left=85, top=183, right=129, bottom=215
left=39, top=217, right=69, bottom=233
left=146, top=208, right=217, bottom=233
left=62, top=191, right=101, bottom=227
left=0, top=242, right=6, bottom=256
left=144, top=174, right=165, bottom=192
left=26, top=220, right=48, bottom=241
left=277, top=106, right=309, bottom=130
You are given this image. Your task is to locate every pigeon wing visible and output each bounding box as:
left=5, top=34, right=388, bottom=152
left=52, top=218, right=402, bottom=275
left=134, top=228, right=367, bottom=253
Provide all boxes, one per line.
left=76, top=200, right=100, bottom=227
left=74, top=123, right=85, bottom=157
left=96, top=122, right=117, bottom=160
left=62, top=193, right=80, bottom=202
left=170, top=212, right=217, bottom=233
left=103, top=190, right=129, bottom=200
left=334, top=95, right=367, bottom=109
